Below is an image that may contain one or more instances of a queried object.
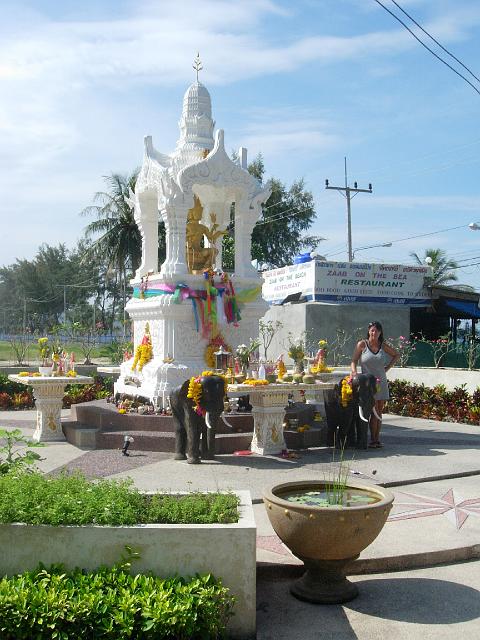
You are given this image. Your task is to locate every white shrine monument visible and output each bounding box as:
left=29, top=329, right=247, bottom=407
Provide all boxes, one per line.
left=115, top=58, right=271, bottom=406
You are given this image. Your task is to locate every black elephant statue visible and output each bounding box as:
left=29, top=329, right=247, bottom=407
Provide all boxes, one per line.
left=324, top=373, right=378, bottom=449
left=171, top=374, right=231, bottom=464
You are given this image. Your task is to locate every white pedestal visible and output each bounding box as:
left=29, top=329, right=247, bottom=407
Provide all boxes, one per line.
left=228, top=382, right=335, bottom=456
left=8, top=375, right=94, bottom=442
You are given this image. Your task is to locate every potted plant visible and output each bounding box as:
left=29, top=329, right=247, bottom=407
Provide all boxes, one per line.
left=286, top=334, right=306, bottom=376
left=235, top=338, right=260, bottom=378
left=263, top=469, right=394, bottom=604
left=37, top=337, right=53, bottom=376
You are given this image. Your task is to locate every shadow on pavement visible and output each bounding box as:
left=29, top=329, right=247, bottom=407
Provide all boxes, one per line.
left=257, top=574, right=480, bottom=639
left=347, top=576, right=480, bottom=623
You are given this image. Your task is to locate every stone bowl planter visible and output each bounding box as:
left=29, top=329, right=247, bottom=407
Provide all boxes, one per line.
left=0, top=490, right=255, bottom=640
left=263, top=479, right=394, bottom=604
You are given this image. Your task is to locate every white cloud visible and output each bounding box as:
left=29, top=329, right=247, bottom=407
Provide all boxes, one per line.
left=237, top=107, right=340, bottom=158
left=0, top=0, right=479, bottom=274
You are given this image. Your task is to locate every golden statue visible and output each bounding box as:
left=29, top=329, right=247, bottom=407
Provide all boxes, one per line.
left=186, top=196, right=227, bottom=273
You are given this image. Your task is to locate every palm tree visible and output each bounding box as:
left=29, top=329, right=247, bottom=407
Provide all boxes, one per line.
left=81, top=171, right=141, bottom=331
left=410, top=248, right=458, bottom=286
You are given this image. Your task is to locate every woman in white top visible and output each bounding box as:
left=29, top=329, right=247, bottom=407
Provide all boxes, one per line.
left=351, top=321, right=399, bottom=448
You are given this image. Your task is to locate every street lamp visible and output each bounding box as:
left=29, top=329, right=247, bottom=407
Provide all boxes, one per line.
left=351, top=242, right=392, bottom=260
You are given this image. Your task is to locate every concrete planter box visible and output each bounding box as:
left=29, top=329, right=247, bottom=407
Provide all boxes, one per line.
left=0, top=490, right=256, bottom=640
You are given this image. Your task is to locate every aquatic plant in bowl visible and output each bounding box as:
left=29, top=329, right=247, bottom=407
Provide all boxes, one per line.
left=263, top=473, right=394, bottom=604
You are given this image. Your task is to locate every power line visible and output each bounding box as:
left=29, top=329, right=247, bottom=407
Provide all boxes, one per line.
left=229, top=204, right=317, bottom=230
left=387, top=0, right=480, bottom=84
left=373, top=0, right=480, bottom=96
left=388, top=223, right=472, bottom=245
left=323, top=222, right=473, bottom=258
left=353, top=138, right=480, bottom=182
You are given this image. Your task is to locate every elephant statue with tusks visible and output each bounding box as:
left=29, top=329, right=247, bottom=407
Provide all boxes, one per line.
left=324, top=373, right=379, bottom=449
left=171, top=374, right=233, bottom=464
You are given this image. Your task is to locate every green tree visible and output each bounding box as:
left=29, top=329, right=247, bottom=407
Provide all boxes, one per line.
left=0, top=243, right=94, bottom=332
left=410, top=248, right=458, bottom=286
left=81, top=172, right=142, bottom=306
left=81, top=171, right=167, bottom=331
left=223, top=154, right=321, bottom=270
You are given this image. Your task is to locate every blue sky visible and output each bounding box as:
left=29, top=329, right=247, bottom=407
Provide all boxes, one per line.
left=1, top=0, right=480, bottom=287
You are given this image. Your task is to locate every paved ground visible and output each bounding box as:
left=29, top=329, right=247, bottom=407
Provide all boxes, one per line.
left=1, top=408, right=480, bottom=638
left=257, top=560, right=480, bottom=639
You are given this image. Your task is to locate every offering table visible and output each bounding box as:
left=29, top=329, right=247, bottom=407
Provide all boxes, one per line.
left=227, top=382, right=335, bottom=455
left=8, top=374, right=94, bottom=443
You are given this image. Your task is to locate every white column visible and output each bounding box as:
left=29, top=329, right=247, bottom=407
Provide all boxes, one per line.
left=234, top=201, right=257, bottom=277
left=161, top=202, right=193, bottom=278
left=134, top=191, right=158, bottom=279
left=244, top=386, right=290, bottom=455
left=250, top=405, right=286, bottom=455
left=33, top=383, right=67, bottom=442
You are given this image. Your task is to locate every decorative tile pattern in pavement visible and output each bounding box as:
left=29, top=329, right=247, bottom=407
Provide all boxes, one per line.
left=389, top=489, right=480, bottom=530
left=256, top=535, right=291, bottom=556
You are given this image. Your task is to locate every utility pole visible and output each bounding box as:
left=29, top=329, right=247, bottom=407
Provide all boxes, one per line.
left=325, top=157, right=373, bottom=262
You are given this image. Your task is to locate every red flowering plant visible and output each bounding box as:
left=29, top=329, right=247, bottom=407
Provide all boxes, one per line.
left=387, top=380, right=480, bottom=425
left=388, top=335, right=417, bottom=367
left=416, top=333, right=455, bottom=368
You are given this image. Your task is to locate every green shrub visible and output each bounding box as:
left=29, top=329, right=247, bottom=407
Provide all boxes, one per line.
left=100, top=339, right=134, bottom=365
left=0, top=564, right=234, bottom=639
left=0, top=375, right=113, bottom=410
left=0, top=429, right=43, bottom=475
left=0, top=472, right=239, bottom=526
left=146, top=492, right=240, bottom=525
left=0, top=374, right=31, bottom=396
left=387, top=380, right=480, bottom=425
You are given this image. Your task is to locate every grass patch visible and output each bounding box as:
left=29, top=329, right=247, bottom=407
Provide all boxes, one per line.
left=0, top=471, right=239, bottom=526
left=0, top=564, right=234, bottom=639
left=0, top=340, right=106, bottom=364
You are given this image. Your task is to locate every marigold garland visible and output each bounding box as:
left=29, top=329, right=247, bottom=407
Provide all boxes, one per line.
left=131, top=323, right=153, bottom=372
left=204, top=335, right=232, bottom=368
left=187, top=371, right=228, bottom=416
left=310, top=362, right=334, bottom=374
left=242, top=379, right=269, bottom=386
left=340, top=375, right=353, bottom=407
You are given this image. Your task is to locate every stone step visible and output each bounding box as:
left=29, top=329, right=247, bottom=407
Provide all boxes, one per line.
left=93, top=429, right=253, bottom=454
left=64, top=400, right=327, bottom=453
left=69, top=400, right=253, bottom=434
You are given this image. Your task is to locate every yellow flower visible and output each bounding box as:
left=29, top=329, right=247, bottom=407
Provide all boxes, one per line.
left=340, top=376, right=353, bottom=407
left=204, top=339, right=232, bottom=368
left=243, top=379, right=269, bottom=386
left=187, top=371, right=228, bottom=415
left=131, top=331, right=153, bottom=372
left=66, top=370, right=77, bottom=378
left=118, top=408, right=127, bottom=414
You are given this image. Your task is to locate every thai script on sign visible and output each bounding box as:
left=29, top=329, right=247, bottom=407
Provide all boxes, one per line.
left=262, top=260, right=431, bottom=305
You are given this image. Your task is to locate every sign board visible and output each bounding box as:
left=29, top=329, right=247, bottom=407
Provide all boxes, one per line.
left=262, top=260, right=431, bottom=306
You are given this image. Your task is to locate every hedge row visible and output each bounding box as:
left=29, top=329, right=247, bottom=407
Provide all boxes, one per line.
left=0, top=564, right=234, bottom=639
